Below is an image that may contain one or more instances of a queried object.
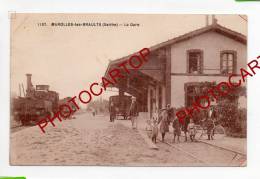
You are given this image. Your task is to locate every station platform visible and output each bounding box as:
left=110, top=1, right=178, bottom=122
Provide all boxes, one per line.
left=118, top=113, right=246, bottom=157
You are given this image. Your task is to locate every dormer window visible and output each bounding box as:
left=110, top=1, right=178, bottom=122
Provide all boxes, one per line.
left=187, top=49, right=203, bottom=74
left=220, top=50, right=237, bottom=74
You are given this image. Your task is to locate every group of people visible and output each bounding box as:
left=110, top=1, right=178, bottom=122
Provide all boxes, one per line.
left=149, top=104, right=216, bottom=144
left=110, top=96, right=216, bottom=144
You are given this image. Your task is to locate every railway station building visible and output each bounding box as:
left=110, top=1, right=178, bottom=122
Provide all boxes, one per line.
left=104, top=22, right=247, bottom=119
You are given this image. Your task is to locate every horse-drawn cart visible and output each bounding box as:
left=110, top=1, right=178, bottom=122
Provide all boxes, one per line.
left=109, top=95, right=132, bottom=120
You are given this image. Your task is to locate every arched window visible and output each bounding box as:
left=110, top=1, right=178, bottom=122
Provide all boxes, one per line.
left=220, top=50, right=237, bottom=74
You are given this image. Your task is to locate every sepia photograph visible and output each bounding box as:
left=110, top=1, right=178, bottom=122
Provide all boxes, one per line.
left=10, top=14, right=247, bottom=166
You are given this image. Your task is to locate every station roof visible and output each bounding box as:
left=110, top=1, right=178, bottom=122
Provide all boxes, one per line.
left=104, top=23, right=247, bottom=96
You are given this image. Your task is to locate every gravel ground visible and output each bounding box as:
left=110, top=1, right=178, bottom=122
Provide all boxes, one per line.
left=10, top=112, right=245, bottom=166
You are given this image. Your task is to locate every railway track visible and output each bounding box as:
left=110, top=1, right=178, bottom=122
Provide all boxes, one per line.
left=196, top=138, right=246, bottom=166
left=155, top=135, right=246, bottom=166
left=157, top=138, right=207, bottom=164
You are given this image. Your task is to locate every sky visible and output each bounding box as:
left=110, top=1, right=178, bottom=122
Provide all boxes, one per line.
left=11, top=14, right=247, bottom=100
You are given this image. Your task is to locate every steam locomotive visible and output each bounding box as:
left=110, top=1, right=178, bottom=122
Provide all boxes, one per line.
left=12, top=74, right=59, bottom=125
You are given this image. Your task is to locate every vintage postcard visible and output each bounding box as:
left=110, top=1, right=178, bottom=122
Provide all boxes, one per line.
left=10, top=14, right=247, bottom=166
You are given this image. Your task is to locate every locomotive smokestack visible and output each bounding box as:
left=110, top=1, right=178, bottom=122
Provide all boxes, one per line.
left=26, top=73, right=33, bottom=93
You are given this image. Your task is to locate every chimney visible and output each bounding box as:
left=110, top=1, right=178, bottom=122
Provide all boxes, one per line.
left=206, top=15, right=209, bottom=26
left=26, top=73, right=33, bottom=93
left=212, top=15, right=218, bottom=25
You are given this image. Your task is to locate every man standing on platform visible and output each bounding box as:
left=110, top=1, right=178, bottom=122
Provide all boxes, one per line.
left=129, top=97, right=139, bottom=129
left=206, top=116, right=215, bottom=140
left=109, top=101, right=116, bottom=122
